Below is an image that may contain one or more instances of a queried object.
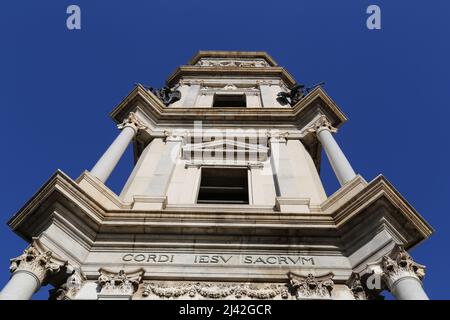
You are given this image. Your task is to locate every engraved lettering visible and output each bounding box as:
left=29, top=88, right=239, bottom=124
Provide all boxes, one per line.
left=147, top=254, right=157, bottom=263
left=134, top=254, right=145, bottom=262
left=158, top=255, right=170, bottom=263
left=122, top=254, right=133, bottom=262
left=278, top=257, right=288, bottom=264
left=301, top=257, right=315, bottom=265
left=220, top=256, right=232, bottom=263
left=288, top=257, right=301, bottom=264
left=266, top=256, right=277, bottom=264
left=254, top=257, right=267, bottom=264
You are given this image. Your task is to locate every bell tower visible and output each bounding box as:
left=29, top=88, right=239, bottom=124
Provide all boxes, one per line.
left=1, top=51, right=433, bottom=300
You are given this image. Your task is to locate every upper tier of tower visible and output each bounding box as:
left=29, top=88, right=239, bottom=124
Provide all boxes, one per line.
left=166, top=51, right=297, bottom=109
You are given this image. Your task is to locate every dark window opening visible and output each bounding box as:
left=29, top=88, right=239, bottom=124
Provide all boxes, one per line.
left=213, top=94, right=247, bottom=108
left=197, top=168, right=249, bottom=204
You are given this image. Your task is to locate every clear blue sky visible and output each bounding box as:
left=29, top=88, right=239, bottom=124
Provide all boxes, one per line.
left=0, top=1, right=449, bottom=300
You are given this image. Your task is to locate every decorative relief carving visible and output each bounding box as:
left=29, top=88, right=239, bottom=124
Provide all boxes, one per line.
left=223, top=83, right=238, bottom=91
left=199, top=83, right=259, bottom=93
left=98, top=269, right=144, bottom=296
left=307, top=115, right=337, bottom=134
left=142, top=282, right=289, bottom=300
left=164, top=130, right=188, bottom=142
left=196, top=58, right=269, bottom=68
left=49, top=270, right=84, bottom=300
left=9, top=239, right=67, bottom=285
left=288, top=272, right=334, bottom=300
left=118, top=112, right=147, bottom=132
left=267, top=131, right=289, bottom=143
left=381, top=246, right=426, bottom=287
left=348, top=273, right=367, bottom=300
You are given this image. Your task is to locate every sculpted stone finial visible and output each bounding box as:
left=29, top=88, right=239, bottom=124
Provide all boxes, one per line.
left=307, top=115, right=337, bottom=135
left=9, top=239, right=68, bottom=286
left=117, top=112, right=147, bottom=132
left=287, top=272, right=334, bottom=300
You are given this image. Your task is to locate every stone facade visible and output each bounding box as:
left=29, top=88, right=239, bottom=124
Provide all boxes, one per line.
left=0, top=51, right=433, bottom=300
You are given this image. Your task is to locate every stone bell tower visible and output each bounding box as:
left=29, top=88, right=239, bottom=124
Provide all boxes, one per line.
left=0, top=51, right=433, bottom=300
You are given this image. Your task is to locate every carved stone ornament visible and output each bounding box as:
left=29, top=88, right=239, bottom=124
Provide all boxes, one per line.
left=9, top=239, right=68, bottom=286
left=288, top=272, right=334, bottom=300
left=117, top=112, right=147, bottom=132
left=142, top=282, right=289, bottom=300
left=307, top=115, right=337, bottom=134
left=381, top=246, right=426, bottom=288
left=348, top=273, right=366, bottom=300
left=196, top=58, right=269, bottom=68
left=98, top=268, right=144, bottom=296
left=267, top=130, right=289, bottom=143
left=49, top=270, right=84, bottom=300
left=164, top=130, right=188, bottom=142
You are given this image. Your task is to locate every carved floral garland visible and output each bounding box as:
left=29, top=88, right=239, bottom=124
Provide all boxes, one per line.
left=142, top=282, right=289, bottom=299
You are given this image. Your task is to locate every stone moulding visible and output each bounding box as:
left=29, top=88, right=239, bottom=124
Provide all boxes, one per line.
left=142, top=282, right=289, bottom=300
left=109, top=84, right=347, bottom=127
left=7, top=170, right=432, bottom=249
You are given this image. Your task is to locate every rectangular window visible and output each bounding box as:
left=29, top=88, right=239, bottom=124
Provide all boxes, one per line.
left=212, top=94, right=247, bottom=108
left=197, top=168, right=249, bottom=204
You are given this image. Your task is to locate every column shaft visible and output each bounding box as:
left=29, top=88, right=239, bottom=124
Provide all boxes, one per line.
left=0, top=271, right=40, bottom=300
left=390, top=276, right=429, bottom=300
left=91, top=125, right=136, bottom=183
left=317, top=128, right=356, bottom=185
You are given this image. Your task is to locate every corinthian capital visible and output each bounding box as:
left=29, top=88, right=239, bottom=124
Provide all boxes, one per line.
left=98, top=268, right=145, bottom=296
left=9, top=239, right=67, bottom=285
left=266, top=130, right=289, bottom=143
left=117, top=112, right=147, bottom=132
left=381, top=246, right=426, bottom=288
left=307, top=115, right=337, bottom=134
left=288, top=272, right=334, bottom=300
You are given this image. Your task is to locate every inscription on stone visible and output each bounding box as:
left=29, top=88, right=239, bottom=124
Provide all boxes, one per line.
left=122, top=253, right=315, bottom=266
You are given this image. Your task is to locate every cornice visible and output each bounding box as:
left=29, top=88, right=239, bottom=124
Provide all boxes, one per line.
left=166, top=65, right=296, bottom=87
left=109, top=85, right=347, bottom=128
left=8, top=171, right=432, bottom=252
left=188, top=51, right=278, bottom=66
left=331, top=175, right=433, bottom=246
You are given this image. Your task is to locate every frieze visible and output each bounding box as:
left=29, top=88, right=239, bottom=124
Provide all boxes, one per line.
left=195, top=58, right=269, bottom=68
left=121, top=253, right=315, bottom=266
left=142, top=282, right=289, bottom=299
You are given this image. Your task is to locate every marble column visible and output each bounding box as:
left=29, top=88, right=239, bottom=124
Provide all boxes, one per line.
left=308, top=115, right=356, bottom=186
left=381, top=247, right=429, bottom=300
left=91, top=112, right=146, bottom=183
left=0, top=241, right=67, bottom=300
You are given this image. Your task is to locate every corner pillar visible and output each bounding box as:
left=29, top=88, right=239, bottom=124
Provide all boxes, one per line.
left=0, top=240, right=67, bottom=300
left=308, top=115, right=356, bottom=186
left=90, top=112, right=147, bottom=183
left=381, top=246, right=429, bottom=300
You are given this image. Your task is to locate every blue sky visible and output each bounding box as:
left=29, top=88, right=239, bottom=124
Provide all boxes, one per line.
left=0, top=1, right=449, bottom=300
